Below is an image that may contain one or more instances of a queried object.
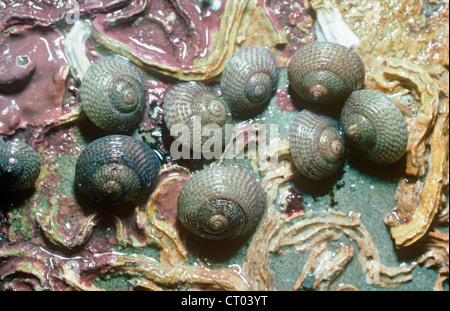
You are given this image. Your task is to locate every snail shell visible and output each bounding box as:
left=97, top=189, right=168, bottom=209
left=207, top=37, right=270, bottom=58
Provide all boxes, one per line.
left=289, top=109, right=345, bottom=180
left=177, top=166, right=266, bottom=240
left=80, top=55, right=146, bottom=133
left=220, top=46, right=278, bottom=116
left=75, top=135, right=161, bottom=209
left=288, top=41, right=365, bottom=106
left=163, top=82, right=232, bottom=153
left=340, top=89, right=408, bottom=165
left=0, top=141, right=41, bottom=191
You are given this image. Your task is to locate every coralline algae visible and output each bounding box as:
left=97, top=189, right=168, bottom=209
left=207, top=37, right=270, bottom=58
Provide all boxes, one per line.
left=0, top=29, right=68, bottom=135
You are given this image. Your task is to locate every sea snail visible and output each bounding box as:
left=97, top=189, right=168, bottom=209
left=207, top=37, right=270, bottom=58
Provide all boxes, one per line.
left=75, top=135, right=161, bottom=209
left=177, top=166, right=267, bottom=240
left=80, top=55, right=147, bottom=133
left=340, top=89, right=408, bottom=165
left=0, top=140, right=41, bottom=191
left=221, top=46, right=278, bottom=116
left=163, top=82, right=232, bottom=154
left=290, top=109, right=345, bottom=180
left=288, top=41, right=365, bottom=106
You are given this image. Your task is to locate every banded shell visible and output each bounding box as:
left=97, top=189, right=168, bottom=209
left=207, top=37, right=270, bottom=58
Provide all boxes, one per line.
left=0, top=141, right=41, bottom=191
left=80, top=55, right=146, bottom=133
left=163, top=82, right=232, bottom=154
left=177, top=166, right=266, bottom=240
left=75, top=135, right=161, bottom=209
left=221, top=46, right=278, bottom=116
left=340, top=89, right=408, bottom=165
left=289, top=109, right=345, bottom=180
left=288, top=41, right=365, bottom=106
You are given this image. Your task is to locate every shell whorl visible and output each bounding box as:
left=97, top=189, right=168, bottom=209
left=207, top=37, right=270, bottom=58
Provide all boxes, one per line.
left=340, top=90, right=408, bottom=165
left=0, top=141, right=41, bottom=191
left=289, top=109, right=345, bottom=180
left=288, top=41, right=365, bottom=106
left=221, top=46, right=278, bottom=115
left=177, top=166, right=266, bottom=240
left=163, top=82, right=232, bottom=153
left=80, top=55, right=146, bottom=133
left=75, top=135, right=161, bottom=209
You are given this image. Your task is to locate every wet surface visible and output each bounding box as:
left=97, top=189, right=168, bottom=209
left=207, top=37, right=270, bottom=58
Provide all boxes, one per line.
left=0, top=0, right=448, bottom=291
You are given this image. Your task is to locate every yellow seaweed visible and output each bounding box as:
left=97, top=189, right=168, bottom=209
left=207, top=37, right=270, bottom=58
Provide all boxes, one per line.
left=110, top=253, right=250, bottom=291
left=244, top=209, right=415, bottom=290
left=374, top=58, right=449, bottom=247
left=418, top=229, right=449, bottom=291
left=37, top=196, right=98, bottom=250
left=136, top=165, right=190, bottom=266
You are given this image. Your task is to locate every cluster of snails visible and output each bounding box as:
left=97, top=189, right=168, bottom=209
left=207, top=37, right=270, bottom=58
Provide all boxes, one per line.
left=164, top=46, right=278, bottom=240
left=0, top=55, right=161, bottom=211
left=0, top=41, right=408, bottom=242
left=0, top=56, right=160, bottom=210
left=79, top=50, right=274, bottom=240
left=163, top=46, right=278, bottom=154
left=287, top=41, right=408, bottom=180
left=175, top=41, right=408, bottom=240
left=79, top=48, right=277, bottom=240
left=73, top=55, right=161, bottom=209
left=1, top=50, right=270, bottom=241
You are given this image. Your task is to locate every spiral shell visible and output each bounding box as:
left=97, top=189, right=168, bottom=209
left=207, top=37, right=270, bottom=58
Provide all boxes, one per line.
left=340, top=90, right=408, bottom=165
left=75, top=135, right=161, bottom=209
left=80, top=55, right=146, bottom=133
left=290, top=109, right=345, bottom=180
left=220, top=46, right=278, bottom=116
left=177, top=166, right=266, bottom=240
left=163, top=82, right=232, bottom=153
left=288, top=41, right=365, bottom=106
left=0, top=141, right=41, bottom=191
